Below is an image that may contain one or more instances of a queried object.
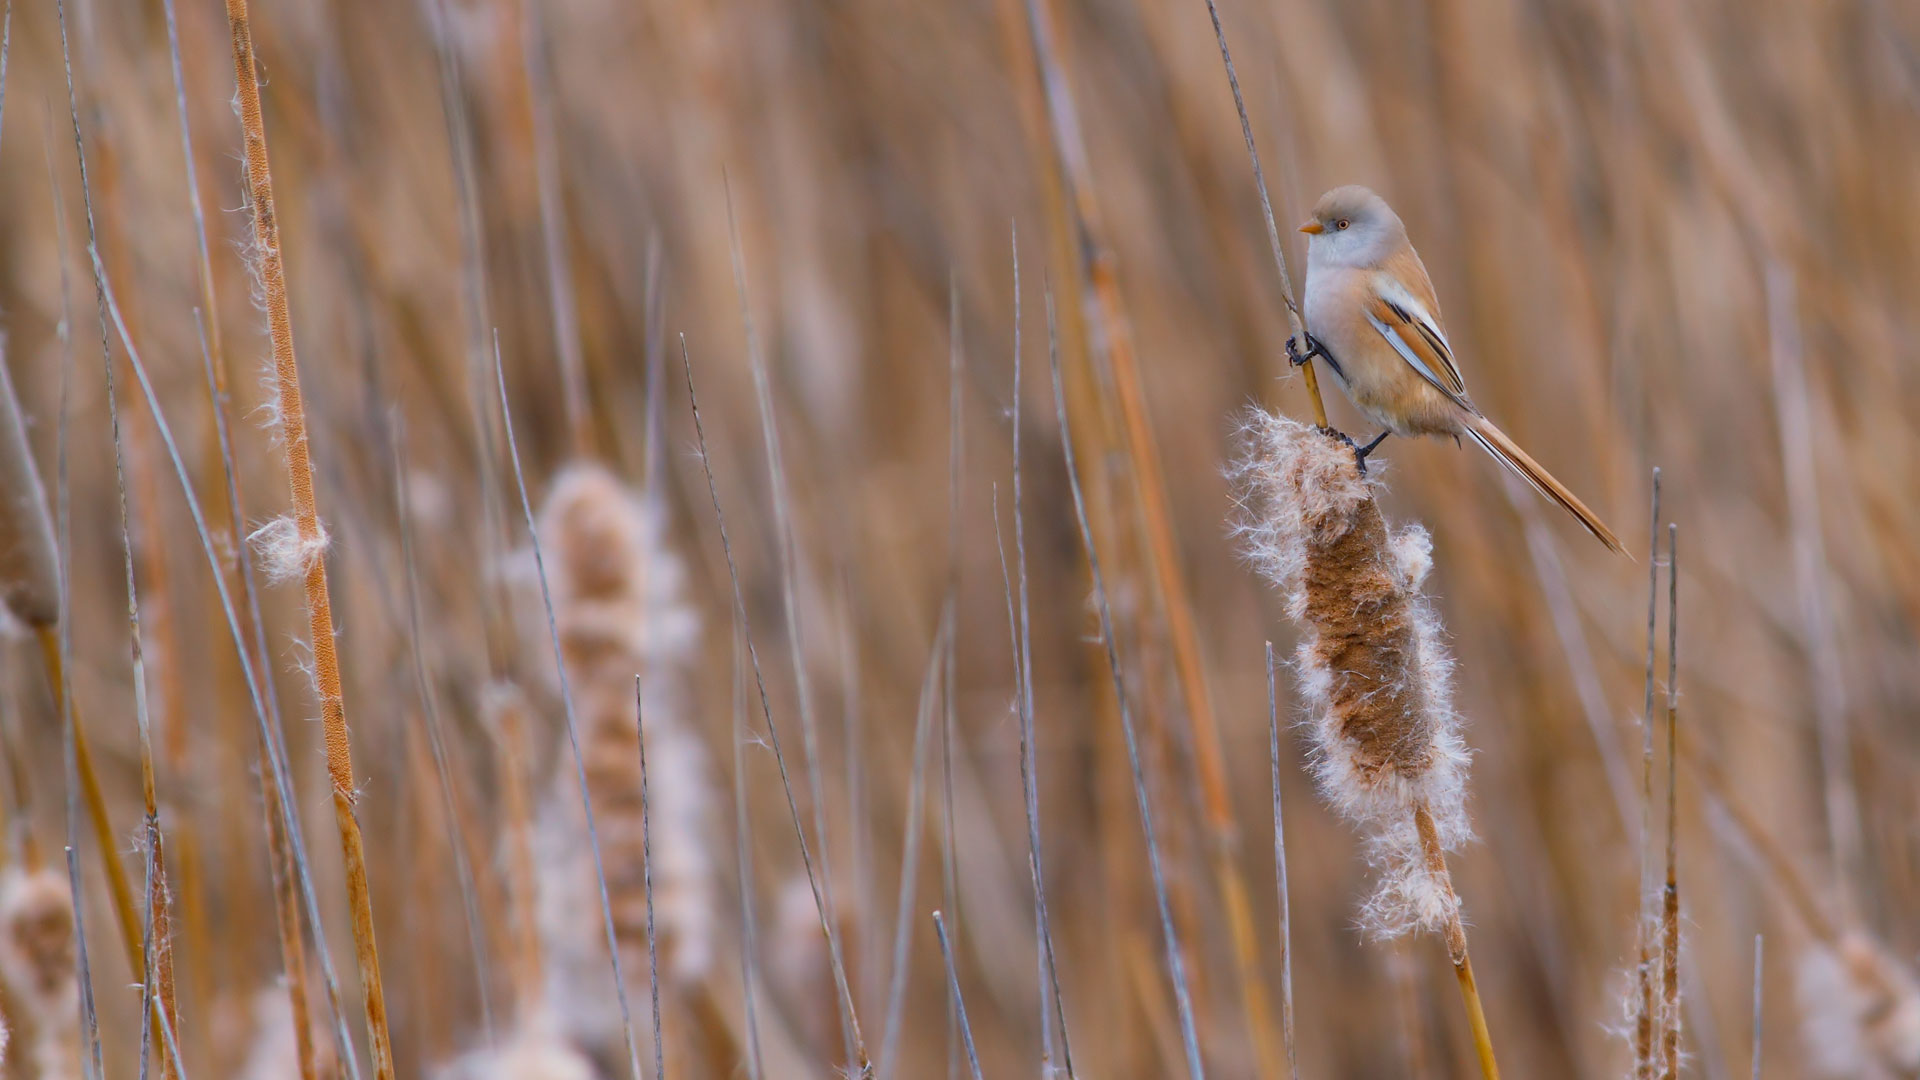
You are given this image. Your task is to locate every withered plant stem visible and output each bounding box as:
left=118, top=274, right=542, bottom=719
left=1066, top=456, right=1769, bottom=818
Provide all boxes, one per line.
left=1050, top=291, right=1206, bottom=1079
left=1413, top=803, right=1499, bottom=1080
left=1265, top=643, right=1299, bottom=1080
left=1199, top=0, right=1329, bottom=430
left=221, top=1, right=393, bottom=1072
left=196, top=310, right=322, bottom=1080
left=1634, top=470, right=1662, bottom=1080
left=48, top=7, right=193, bottom=1058
left=1660, top=525, right=1681, bottom=1080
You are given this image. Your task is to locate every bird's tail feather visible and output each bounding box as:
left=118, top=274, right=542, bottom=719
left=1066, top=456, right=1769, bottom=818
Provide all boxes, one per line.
left=1466, top=415, right=1626, bottom=555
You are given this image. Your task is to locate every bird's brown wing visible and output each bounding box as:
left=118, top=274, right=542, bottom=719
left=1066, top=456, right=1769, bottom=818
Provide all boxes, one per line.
left=1363, top=287, right=1469, bottom=412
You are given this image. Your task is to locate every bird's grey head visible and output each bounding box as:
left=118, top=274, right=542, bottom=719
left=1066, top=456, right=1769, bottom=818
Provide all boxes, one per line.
left=1298, top=185, right=1406, bottom=269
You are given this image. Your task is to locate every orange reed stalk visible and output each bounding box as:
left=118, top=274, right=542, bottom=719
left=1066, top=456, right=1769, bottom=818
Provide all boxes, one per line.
left=221, top=2, right=393, bottom=1074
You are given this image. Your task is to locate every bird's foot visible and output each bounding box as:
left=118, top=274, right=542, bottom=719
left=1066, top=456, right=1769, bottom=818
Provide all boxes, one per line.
left=1287, top=331, right=1345, bottom=381
left=1285, top=332, right=1328, bottom=367
left=1355, top=430, right=1390, bottom=464
left=1324, top=429, right=1367, bottom=476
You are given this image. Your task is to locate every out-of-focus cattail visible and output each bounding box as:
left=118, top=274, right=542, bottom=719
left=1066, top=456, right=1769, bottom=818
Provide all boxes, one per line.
left=0, top=869, right=79, bottom=1079
left=522, top=463, right=713, bottom=1053
left=1796, top=933, right=1920, bottom=1079
left=0, top=350, right=59, bottom=631
left=767, top=872, right=838, bottom=1054
left=233, top=984, right=339, bottom=1080
left=1233, top=411, right=1471, bottom=938
left=481, top=682, right=545, bottom=1010
left=432, top=1015, right=597, bottom=1080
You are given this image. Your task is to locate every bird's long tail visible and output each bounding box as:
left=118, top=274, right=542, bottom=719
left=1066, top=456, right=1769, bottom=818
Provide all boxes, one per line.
left=1466, top=415, right=1626, bottom=555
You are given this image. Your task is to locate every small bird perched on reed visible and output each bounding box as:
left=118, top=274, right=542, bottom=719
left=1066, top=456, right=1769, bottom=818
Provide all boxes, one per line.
left=1289, top=184, right=1625, bottom=554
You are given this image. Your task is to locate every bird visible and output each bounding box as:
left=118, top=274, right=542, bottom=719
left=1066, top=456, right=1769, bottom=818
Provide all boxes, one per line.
left=1288, top=184, right=1625, bottom=554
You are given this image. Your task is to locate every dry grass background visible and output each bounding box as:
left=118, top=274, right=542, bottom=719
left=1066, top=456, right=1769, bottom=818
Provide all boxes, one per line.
left=0, top=0, right=1917, bottom=1075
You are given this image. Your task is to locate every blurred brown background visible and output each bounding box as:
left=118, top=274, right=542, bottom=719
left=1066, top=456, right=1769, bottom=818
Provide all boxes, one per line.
left=1, top=0, right=1917, bottom=1075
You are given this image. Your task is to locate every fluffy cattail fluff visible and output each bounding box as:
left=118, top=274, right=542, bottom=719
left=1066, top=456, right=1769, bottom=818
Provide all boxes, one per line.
left=433, top=1014, right=597, bottom=1080
left=231, top=984, right=339, bottom=1080
left=1796, top=934, right=1920, bottom=1078
left=1232, top=411, right=1472, bottom=938
left=0, top=870, right=79, bottom=1079
left=247, top=514, right=330, bottom=585
left=520, top=463, right=713, bottom=1054
left=0, top=348, right=60, bottom=629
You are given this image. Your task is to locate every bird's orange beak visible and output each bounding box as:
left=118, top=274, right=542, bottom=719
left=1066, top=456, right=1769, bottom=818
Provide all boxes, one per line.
left=1297, top=219, right=1324, bottom=235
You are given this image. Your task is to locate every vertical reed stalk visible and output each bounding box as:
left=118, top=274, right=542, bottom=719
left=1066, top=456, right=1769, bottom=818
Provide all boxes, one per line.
left=1659, top=524, right=1681, bottom=1079
left=1199, top=0, right=1330, bottom=430
left=1265, top=642, right=1299, bottom=1080
left=221, top=2, right=393, bottom=1072
left=1634, top=471, right=1663, bottom=1080
left=195, top=312, right=322, bottom=1080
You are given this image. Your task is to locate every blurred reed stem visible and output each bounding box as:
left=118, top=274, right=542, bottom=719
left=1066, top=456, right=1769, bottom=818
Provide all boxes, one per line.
left=222, top=0, right=395, bottom=1073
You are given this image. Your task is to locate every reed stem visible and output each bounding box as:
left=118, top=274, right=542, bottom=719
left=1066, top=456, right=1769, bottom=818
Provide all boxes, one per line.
left=1414, top=803, right=1499, bottom=1080
left=221, top=1, right=393, bottom=1072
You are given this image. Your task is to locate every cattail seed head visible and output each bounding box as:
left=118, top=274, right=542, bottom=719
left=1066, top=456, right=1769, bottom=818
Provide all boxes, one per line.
left=520, top=462, right=714, bottom=1056
left=0, top=870, right=79, bottom=1080
left=1233, top=411, right=1471, bottom=938
left=1797, top=933, right=1920, bottom=1078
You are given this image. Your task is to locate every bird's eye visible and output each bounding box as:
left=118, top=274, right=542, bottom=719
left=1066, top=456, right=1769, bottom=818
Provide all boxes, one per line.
left=1336, top=218, right=1351, bottom=231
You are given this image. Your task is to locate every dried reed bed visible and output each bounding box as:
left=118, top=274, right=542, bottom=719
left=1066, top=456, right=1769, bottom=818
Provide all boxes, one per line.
left=0, top=0, right=1915, bottom=1075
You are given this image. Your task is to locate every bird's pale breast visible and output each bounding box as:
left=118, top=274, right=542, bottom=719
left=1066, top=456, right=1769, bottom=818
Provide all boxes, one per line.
left=1305, top=266, right=1465, bottom=438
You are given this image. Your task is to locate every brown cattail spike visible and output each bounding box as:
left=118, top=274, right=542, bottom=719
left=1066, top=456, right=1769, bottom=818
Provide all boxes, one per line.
left=1234, top=410, right=1471, bottom=940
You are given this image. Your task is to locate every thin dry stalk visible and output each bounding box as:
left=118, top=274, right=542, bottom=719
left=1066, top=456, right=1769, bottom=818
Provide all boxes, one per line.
left=1635, top=471, right=1663, bottom=1080
left=931, top=912, right=984, bottom=1080
left=999, top=227, right=1073, bottom=1076
left=1660, top=525, right=1681, bottom=1080
left=46, top=164, right=104, bottom=1076
left=1013, top=4, right=1276, bottom=1066
left=519, top=0, right=591, bottom=458
left=48, top=0, right=168, bottom=1017
left=222, top=0, right=394, bottom=1072
left=1051, top=294, right=1206, bottom=1080
left=877, top=616, right=948, bottom=1079
left=392, top=422, right=495, bottom=1041
left=195, top=312, right=322, bottom=1080
left=633, top=679, right=666, bottom=1080
left=94, top=238, right=363, bottom=1078
left=1265, top=643, right=1299, bottom=1080
left=1199, top=0, right=1329, bottom=429
left=681, top=334, right=871, bottom=1077
left=55, top=53, right=193, bottom=1067
left=1752, top=935, right=1763, bottom=1080
left=722, top=188, right=861, bottom=1071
